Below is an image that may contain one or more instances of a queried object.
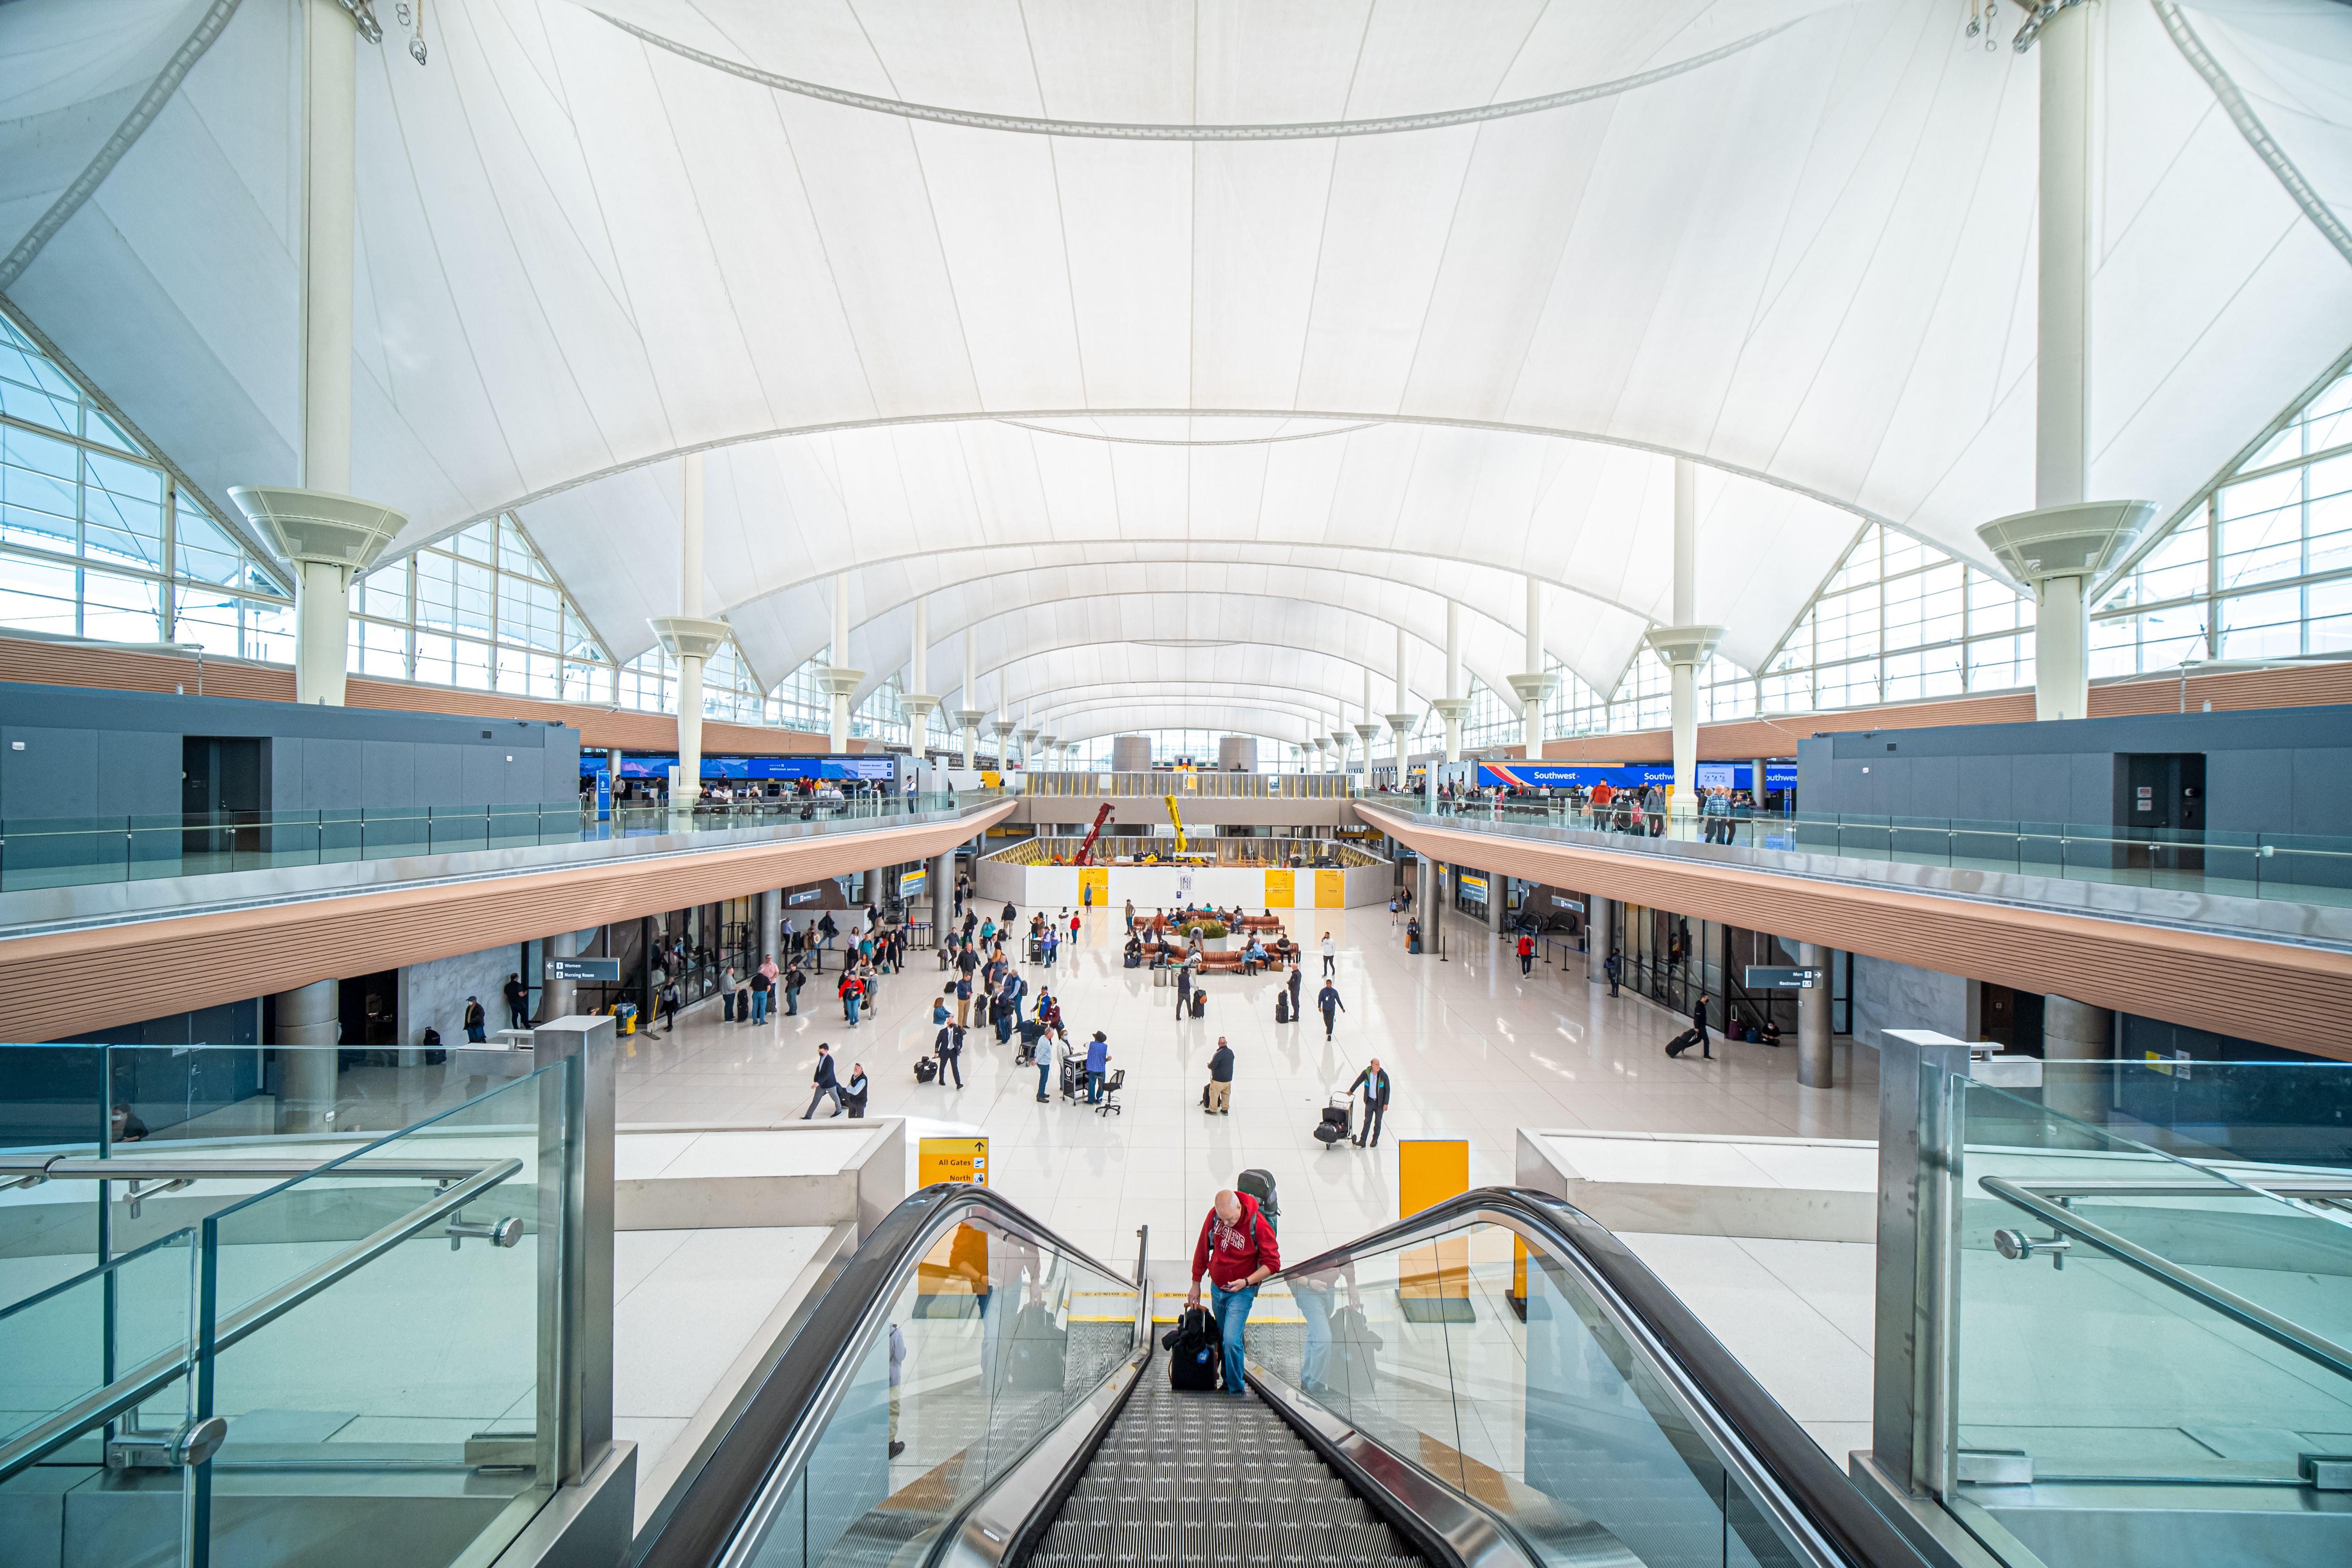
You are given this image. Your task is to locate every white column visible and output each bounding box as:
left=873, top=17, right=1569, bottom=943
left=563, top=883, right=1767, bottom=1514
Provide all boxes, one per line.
left=899, top=595, right=940, bottom=766
left=1433, top=598, right=1469, bottom=764
left=819, top=574, right=865, bottom=753
left=1977, top=6, right=2153, bottom=721
left=1646, top=462, right=1722, bottom=825
left=275, top=977, right=339, bottom=1132
left=229, top=0, right=401, bottom=706
left=647, top=454, right=726, bottom=811
left=958, top=626, right=980, bottom=767
left=1507, top=577, right=1559, bottom=767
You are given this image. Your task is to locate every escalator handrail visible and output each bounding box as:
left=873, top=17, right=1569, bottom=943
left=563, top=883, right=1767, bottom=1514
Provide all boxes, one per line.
left=1264, top=1186, right=1934, bottom=1568
left=634, top=1183, right=1140, bottom=1568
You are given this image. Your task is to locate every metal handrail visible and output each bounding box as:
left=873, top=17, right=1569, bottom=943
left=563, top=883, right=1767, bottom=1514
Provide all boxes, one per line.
left=1265, top=1186, right=1934, bottom=1568
left=1979, top=1175, right=2352, bottom=1382
left=1, top=1155, right=512, bottom=1186
left=0, top=1156, right=524, bottom=1482
left=642, top=1185, right=1140, bottom=1568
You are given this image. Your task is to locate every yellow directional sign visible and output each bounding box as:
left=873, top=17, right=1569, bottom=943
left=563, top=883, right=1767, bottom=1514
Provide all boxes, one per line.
left=919, top=1136, right=989, bottom=1188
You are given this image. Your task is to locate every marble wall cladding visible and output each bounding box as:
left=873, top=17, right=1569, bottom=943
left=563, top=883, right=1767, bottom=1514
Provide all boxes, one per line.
left=1849, top=953, right=1975, bottom=1049
left=400, top=941, right=522, bottom=1047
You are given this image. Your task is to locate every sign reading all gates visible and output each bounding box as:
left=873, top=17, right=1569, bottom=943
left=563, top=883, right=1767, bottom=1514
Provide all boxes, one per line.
left=899, top=867, right=928, bottom=900
left=548, top=957, right=622, bottom=983
left=1744, top=965, right=1822, bottom=990
left=919, top=1136, right=988, bottom=1188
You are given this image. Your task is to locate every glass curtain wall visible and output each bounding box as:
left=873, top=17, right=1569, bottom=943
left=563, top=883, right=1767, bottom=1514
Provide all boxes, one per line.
left=0, top=308, right=291, bottom=657
left=2096, top=359, right=2352, bottom=671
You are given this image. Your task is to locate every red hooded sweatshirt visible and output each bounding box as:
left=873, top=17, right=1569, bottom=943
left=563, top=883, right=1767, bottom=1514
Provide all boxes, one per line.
left=1191, top=1192, right=1280, bottom=1290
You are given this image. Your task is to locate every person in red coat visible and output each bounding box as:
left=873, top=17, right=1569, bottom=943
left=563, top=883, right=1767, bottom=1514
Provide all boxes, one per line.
left=1187, top=1189, right=1281, bottom=1397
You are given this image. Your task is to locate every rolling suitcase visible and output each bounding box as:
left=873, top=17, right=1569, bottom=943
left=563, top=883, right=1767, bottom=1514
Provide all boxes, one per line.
left=1664, top=1027, right=1700, bottom=1058
left=1162, top=1305, right=1223, bottom=1391
left=913, top=1058, right=939, bottom=1083
left=1190, top=990, right=1206, bottom=1018
left=1275, top=992, right=1290, bottom=1024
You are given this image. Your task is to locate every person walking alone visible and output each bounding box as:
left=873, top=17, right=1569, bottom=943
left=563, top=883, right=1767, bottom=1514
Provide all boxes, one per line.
left=935, top=1020, right=965, bottom=1087
left=842, top=1061, right=870, bottom=1118
left=1348, top=1058, right=1391, bottom=1147
left=1692, top=994, right=1713, bottom=1060
left=803, top=1043, right=843, bottom=1118
left=1517, top=932, right=1535, bottom=977
left=503, top=973, right=529, bottom=1031
left=1604, top=950, right=1621, bottom=997
left=1205, top=1036, right=1234, bottom=1114
left=1317, top=980, right=1345, bottom=1041
left=1320, top=932, right=1337, bottom=977
left=1187, top=1188, right=1280, bottom=1399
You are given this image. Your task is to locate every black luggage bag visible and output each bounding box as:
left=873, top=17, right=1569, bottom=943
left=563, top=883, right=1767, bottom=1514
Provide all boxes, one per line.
left=1314, top=1098, right=1352, bottom=1145
left=913, top=1057, right=939, bottom=1083
left=1275, top=992, right=1289, bottom=1023
left=1002, top=1302, right=1068, bottom=1391
left=1665, top=1027, right=1700, bottom=1058
left=1162, top=1304, right=1223, bottom=1391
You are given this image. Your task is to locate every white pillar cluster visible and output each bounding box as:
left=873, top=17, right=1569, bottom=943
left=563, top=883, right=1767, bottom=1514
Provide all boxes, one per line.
left=956, top=627, right=983, bottom=768
left=1645, top=460, right=1724, bottom=822
left=1384, top=624, right=1416, bottom=781
left=1431, top=597, right=1470, bottom=764
left=818, top=575, right=865, bottom=753
left=1975, top=5, right=2153, bottom=722
left=231, top=0, right=403, bottom=706
left=648, top=452, right=729, bottom=810
left=1507, top=577, right=1560, bottom=763
left=898, top=595, right=941, bottom=765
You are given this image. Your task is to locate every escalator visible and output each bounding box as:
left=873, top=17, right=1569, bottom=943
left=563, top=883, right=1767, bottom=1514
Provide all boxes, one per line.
left=635, top=1187, right=1935, bottom=1568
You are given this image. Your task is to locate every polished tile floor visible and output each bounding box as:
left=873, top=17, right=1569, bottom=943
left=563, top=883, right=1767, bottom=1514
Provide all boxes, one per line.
left=614, top=901, right=1878, bottom=1273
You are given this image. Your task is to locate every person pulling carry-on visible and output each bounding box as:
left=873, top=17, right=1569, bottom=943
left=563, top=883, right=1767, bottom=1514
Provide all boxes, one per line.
left=1665, top=1027, right=1701, bottom=1058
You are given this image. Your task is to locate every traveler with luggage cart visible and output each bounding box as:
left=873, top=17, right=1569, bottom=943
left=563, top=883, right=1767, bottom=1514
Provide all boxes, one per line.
left=1346, top=1059, right=1391, bottom=1147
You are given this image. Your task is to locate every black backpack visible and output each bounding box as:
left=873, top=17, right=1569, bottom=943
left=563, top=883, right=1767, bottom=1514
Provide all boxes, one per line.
left=1237, top=1169, right=1280, bottom=1229
left=1163, top=1304, right=1223, bottom=1391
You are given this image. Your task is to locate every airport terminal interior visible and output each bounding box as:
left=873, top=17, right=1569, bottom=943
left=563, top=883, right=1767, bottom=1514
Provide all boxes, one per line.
left=4, top=4, right=2352, bottom=1568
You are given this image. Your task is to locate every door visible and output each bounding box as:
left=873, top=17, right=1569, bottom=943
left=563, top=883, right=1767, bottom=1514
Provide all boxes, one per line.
left=182, top=736, right=265, bottom=866
left=2115, top=753, right=2205, bottom=876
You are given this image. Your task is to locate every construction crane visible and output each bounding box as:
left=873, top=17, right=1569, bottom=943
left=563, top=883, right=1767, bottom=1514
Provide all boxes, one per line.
left=1074, top=803, right=1114, bottom=864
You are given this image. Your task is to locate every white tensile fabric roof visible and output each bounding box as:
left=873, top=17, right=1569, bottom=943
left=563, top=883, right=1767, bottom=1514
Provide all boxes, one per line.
left=6, top=0, right=2352, bottom=743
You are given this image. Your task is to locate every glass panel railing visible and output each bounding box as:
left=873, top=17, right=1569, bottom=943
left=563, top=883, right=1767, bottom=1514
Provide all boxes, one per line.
left=1391, top=798, right=2352, bottom=913
left=1252, top=1218, right=1819, bottom=1568
left=0, top=790, right=997, bottom=896
left=1953, top=1076, right=2352, bottom=1502
left=0, top=1044, right=581, bottom=1568
left=731, top=1211, right=1139, bottom=1568
left=191, top=1065, right=561, bottom=1568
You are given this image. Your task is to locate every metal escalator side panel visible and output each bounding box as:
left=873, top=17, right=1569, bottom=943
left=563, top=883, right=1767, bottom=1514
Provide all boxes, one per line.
left=1254, top=1188, right=1937, bottom=1568
left=634, top=1186, right=1141, bottom=1568
left=927, top=1272, right=1152, bottom=1568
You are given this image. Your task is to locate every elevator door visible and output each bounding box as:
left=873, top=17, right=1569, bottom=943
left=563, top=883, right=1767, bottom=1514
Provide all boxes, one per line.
left=2115, top=753, right=2205, bottom=875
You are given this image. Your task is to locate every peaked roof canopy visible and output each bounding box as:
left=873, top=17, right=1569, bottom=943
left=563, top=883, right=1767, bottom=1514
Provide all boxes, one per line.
left=6, top=0, right=2351, bottom=743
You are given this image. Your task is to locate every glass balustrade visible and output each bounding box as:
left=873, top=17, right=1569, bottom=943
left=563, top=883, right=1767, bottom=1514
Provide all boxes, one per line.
left=1394, top=797, right=2352, bottom=910
left=733, top=1213, right=1140, bottom=1568
left=1249, top=1218, right=1821, bottom=1568
left=0, top=1043, right=580, bottom=1568
left=0, top=790, right=993, bottom=896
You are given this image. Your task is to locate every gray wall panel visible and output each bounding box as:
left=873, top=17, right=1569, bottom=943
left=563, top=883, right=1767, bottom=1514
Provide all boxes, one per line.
left=2011, top=754, right=2069, bottom=822
left=97, top=730, right=179, bottom=816
left=1, top=727, right=98, bottom=820
left=359, top=740, right=414, bottom=810
left=413, top=744, right=463, bottom=805
left=2206, top=750, right=2286, bottom=834
left=2068, top=752, right=2110, bottom=824
left=302, top=738, right=363, bottom=809
left=460, top=746, right=502, bottom=805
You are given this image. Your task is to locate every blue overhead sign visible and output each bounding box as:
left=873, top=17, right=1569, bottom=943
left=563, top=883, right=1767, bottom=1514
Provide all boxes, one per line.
left=1476, top=762, right=1795, bottom=791
left=582, top=754, right=897, bottom=781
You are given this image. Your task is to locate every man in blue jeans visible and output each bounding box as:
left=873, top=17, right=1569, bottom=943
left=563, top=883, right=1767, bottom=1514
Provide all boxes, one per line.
left=1187, top=1187, right=1280, bottom=1397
